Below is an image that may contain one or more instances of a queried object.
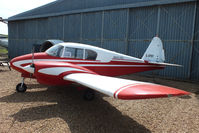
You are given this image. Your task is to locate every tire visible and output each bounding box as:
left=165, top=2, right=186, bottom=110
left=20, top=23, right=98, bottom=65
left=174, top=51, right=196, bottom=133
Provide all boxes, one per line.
left=83, top=89, right=95, bottom=101
left=16, top=83, right=27, bottom=93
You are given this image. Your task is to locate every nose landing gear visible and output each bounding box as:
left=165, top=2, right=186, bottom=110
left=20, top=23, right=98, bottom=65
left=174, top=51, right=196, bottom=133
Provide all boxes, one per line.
left=16, top=78, right=27, bottom=93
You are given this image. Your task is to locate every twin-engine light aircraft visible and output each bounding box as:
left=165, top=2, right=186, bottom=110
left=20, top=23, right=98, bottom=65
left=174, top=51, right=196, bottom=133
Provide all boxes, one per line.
left=10, top=37, right=189, bottom=100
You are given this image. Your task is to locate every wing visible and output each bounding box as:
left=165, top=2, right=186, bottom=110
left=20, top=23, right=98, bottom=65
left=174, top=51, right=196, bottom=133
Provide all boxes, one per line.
left=64, top=73, right=189, bottom=100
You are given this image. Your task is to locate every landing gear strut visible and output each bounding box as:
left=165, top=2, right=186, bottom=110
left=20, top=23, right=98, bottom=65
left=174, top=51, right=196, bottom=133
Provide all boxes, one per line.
left=83, top=89, right=95, bottom=101
left=16, top=78, right=27, bottom=93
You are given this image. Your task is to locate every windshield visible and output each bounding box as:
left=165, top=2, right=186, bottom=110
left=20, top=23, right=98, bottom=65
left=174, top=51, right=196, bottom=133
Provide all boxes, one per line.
left=46, top=44, right=64, bottom=57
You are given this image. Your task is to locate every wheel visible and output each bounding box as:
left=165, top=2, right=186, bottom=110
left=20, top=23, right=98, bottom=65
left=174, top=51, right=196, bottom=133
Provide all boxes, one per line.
left=83, top=89, right=95, bottom=101
left=16, top=83, right=27, bottom=93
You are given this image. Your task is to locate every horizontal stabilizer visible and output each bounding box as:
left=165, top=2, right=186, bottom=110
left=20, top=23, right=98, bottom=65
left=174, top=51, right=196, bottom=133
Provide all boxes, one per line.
left=64, top=73, right=189, bottom=100
left=149, top=62, right=182, bottom=67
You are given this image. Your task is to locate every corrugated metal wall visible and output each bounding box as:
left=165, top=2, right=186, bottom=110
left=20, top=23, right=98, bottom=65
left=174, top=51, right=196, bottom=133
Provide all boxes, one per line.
left=102, top=9, right=128, bottom=54
left=8, top=1, right=199, bottom=81
left=82, top=12, right=102, bottom=47
left=158, top=3, right=195, bottom=79
left=64, top=14, right=81, bottom=42
left=191, top=2, right=199, bottom=81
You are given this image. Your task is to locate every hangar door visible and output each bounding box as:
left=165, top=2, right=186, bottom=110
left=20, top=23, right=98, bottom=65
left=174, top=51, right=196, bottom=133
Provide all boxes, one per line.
left=128, top=3, right=196, bottom=80
left=191, top=2, right=199, bottom=81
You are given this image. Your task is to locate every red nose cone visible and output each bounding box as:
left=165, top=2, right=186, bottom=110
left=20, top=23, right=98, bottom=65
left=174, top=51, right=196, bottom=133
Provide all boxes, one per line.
left=10, top=53, right=48, bottom=73
left=10, top=54, right=32, bottom=72
left=10, top=58, right=14, bottom=67
left=10, top=57, right=17, bottom=68
left=10, top=57, right=18, bottom=69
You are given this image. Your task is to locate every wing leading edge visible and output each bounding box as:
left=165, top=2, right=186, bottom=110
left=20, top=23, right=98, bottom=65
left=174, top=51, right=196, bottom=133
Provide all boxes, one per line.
left=64, top=73, right=189, bottom=100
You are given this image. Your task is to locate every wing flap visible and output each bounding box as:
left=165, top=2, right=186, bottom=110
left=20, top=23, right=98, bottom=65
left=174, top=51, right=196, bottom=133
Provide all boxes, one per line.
left=64, top=73, right=189, bottom=100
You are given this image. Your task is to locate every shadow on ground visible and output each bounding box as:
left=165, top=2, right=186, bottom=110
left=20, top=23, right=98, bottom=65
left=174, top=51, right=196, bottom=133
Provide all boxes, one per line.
left=0, top=85, right=151, bottom=133
left=0, top=69, right=10, bottom=72
left=27, top=83, right=47, bottom=89
left=195, top=90, right=199, bottom=100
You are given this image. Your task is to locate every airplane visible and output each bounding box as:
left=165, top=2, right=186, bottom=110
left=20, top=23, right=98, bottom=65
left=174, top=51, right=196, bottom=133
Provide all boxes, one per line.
left=0, top=38, right=8, bottom=49
left=0, top=18, right=8, bottom=49
left=10, top=36, right=189, bottom=100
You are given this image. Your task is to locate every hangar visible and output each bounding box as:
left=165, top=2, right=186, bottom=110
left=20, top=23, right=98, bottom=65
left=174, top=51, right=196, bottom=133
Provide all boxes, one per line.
left=8, top=0, right=199, bottom=81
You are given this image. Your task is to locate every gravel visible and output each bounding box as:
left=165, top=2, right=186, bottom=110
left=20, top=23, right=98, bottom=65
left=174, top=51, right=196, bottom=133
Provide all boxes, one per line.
left=0, top=66, right=199, bottom=133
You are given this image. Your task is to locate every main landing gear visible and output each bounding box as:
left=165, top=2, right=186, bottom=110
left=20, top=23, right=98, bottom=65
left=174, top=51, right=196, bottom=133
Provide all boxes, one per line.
left=16, top=78, right=27, bottom=93
left=15, top=78, right=95, bottom=101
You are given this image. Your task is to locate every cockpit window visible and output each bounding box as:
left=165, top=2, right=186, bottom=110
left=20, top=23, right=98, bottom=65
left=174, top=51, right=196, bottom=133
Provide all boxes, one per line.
left=76, top=49, right=84, bottom=59
left=46, top=45, right=97, bottom=60
left=62, top=47, right=75, bottom=58
left=61, top=47, right=84, bottom=59
left=85, top=49, right=97, bottom=60
left=46, top=44, right=64, bottom=57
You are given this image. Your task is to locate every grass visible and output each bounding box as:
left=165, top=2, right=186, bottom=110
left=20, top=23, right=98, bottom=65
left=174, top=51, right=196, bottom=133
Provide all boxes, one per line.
left=0, top=46, right=8, bottom=54
left=0, top=34, right=8, bottom=38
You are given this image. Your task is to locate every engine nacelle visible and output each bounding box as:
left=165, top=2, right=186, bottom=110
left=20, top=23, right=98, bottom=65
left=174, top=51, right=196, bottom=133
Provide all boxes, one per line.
left=40, top=40, right=64, bottom=52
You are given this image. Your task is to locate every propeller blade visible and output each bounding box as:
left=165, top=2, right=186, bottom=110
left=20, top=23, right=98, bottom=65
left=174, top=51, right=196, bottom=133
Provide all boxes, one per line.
left=31, top=46, right=35, bottom=65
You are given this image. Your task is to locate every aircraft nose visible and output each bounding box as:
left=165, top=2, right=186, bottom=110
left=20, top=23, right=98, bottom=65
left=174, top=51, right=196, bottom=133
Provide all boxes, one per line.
left=9, top=53, right=35, bottom=74
left=10, top=57, right=17, bottom=68
left=10, top=56, right=26, bottom=69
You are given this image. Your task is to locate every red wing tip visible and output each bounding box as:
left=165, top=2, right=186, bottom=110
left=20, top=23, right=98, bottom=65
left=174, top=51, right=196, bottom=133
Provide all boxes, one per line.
left=117, top=92, right=190, bottom=100
left=115, top=84, right=190, bottom=100
left=167, top=92, right=190, bottom=97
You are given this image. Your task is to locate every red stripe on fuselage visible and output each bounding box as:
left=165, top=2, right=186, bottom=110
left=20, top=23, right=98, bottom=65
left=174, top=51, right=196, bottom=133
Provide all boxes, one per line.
left=31, top=53, right=164, bottom=76
left=11, top=52, right=165, bottom=78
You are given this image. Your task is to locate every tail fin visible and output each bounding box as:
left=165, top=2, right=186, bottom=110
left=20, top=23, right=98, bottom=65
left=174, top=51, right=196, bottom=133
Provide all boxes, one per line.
left=142, top=37, right=165, bottom=63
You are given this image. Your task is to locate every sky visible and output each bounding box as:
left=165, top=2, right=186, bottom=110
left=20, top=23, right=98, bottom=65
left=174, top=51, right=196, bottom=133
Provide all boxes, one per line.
left=0, top=0, right=56, bottom=35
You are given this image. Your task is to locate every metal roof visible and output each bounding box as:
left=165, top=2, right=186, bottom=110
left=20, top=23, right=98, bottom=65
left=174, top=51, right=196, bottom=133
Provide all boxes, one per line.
left=8, top=0, right=196, bottom=21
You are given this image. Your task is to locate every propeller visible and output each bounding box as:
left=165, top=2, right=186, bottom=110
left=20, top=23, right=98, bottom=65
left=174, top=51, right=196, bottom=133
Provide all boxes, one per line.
left=23, top=45, right=36, bottom=74
left=30, top=45, right=35, bottom=68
